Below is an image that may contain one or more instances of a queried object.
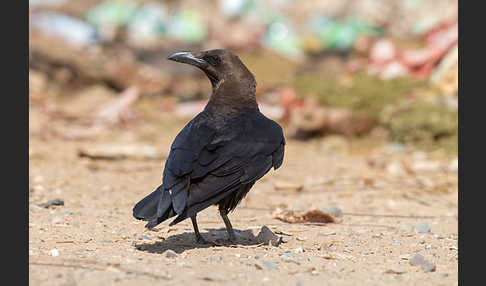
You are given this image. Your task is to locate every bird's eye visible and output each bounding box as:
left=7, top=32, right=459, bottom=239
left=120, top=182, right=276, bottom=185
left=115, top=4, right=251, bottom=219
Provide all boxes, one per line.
left=204, top=55, right=221, bottom=66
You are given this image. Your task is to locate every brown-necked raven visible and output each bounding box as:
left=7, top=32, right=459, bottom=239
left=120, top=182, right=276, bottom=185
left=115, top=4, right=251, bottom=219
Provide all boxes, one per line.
left=133, top=49, right=285, bottom=243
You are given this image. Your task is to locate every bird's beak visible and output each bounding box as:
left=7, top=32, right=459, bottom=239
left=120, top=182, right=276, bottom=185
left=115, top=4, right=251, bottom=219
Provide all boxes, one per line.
left=167, top=51, right=208, bottom=69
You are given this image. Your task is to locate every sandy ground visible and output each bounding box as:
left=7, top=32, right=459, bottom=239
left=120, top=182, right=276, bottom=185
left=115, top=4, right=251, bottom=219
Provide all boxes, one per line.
left=29, top=110, right=458, bottom=286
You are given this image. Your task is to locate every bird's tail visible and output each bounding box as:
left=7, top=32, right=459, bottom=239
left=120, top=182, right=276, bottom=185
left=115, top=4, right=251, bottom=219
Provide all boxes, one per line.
left=132, top=185, right=176, bottom=229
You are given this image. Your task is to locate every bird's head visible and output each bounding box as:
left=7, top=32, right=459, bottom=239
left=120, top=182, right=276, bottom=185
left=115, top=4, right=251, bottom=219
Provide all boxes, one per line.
left=167, top=49, right=256, bottom=94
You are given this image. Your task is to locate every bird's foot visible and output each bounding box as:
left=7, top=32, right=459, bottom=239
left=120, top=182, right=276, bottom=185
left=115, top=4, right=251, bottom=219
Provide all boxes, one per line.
left=227, top=234, right=237, bottom=245
left=195, top=235, right=209, bottom=245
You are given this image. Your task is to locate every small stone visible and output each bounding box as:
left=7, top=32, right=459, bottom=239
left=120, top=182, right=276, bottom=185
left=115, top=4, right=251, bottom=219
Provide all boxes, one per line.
left=39, top=199, right=64, bottom=208
left=51, top=216, right=63, bottom=224
left=256, top=226, right=281, bottom=246
left=394, top=275, right=404, bottom=281
left=437, top=273, right=449, bottom=278
left=209, top=256, right=222, bottom=263
left=320, top=206, right=342, bottom=218
left=62, top=210, right=74, bottom=216
left=201, top=274, right=225, bottom=282
left=279, top=250, right=292, bottom=256
left=49, top=249, right=59, bottom=257
left=255, top=259, right=278, bottom=270
left=415, top=222, right=431, bottom=233
left=164, top=250, right=178, bottom=258
left=399, top=224, right=414, bottom=233
left=409, top=254, right=426, bottom=266
left=55, top=273, right=63, bottom=278
left=385, top=265, right=407, bottom=274
left=281, top=236, right=292, bottom=243
left=177, top=261, right=192, bottom=268
left=137, top=235, right=151, bottom=241
left=399, top=254, right=411, bottom=260
left=281, top=256, right=300, bottom=265
left=294, top=247, right=304, bottom=254
left=421, top=261, right=436, bottom=273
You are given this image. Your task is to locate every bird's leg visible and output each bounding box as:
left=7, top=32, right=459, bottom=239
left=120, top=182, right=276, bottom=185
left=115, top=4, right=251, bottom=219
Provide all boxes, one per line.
left=191, top=215, right=207, bottom=244
left=219, top=209, right=236, bottom=244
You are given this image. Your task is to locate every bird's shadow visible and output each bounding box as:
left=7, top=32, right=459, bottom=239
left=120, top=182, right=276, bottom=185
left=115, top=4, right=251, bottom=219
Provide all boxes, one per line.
left=134, top=227, right=261, bottom=254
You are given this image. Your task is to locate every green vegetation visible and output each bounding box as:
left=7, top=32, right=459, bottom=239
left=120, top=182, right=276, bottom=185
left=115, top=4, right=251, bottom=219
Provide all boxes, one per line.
left=381, top=99, right=458, bottom=154
left=294, top=72, right=425, bottom=117
left=293, top=72, right=457, bottom=154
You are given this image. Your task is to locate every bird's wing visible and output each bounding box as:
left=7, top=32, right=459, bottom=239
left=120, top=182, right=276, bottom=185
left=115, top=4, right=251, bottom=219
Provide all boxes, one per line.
left=162, top=111, right=285, bottom=218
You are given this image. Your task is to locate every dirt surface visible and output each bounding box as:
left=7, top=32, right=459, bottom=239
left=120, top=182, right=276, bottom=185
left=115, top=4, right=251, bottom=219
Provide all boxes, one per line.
left=29, top=109, right=458, bottom=286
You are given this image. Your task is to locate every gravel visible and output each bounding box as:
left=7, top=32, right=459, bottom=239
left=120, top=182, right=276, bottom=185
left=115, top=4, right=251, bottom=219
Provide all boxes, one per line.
left=51, top=216, right=63, bottom=224
left=293, top=247, right=304, bottom=254
left=49, top=249, right=60, bottom=257
left=415, top=222, right=431, bottom=233
left=437, top=273, right=449, bottom=278
left=209, top=256, right=222, bottom=263
left=409, top=254, right=426, bottom=266
left=399, top=224, right=414, bottom=233
left=137, top=235, right=151, bottom=241
left=281, top=255, right=301, bottom=265
left=421, top=261, right=436, bottom=272
left=255, top=259, right=278, bottom=270
left=164, top=250, right=178, bottom=259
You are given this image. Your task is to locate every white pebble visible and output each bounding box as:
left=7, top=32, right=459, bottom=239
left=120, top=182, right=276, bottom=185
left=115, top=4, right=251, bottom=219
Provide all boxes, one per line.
left=49, top=249, right=59, bottom=257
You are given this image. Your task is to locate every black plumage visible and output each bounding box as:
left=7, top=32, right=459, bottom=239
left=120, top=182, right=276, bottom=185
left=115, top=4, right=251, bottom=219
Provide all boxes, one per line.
left=133, top=49, right=285, bottom=243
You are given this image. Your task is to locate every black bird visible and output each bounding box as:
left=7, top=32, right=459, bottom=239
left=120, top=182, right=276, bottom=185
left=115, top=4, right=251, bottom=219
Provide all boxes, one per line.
left=132, top=49, right=285, bottom=243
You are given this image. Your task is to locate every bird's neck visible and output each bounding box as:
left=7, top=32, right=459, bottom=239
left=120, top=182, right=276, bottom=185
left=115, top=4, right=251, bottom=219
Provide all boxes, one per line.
left=204, top=79, right=258, bottom=115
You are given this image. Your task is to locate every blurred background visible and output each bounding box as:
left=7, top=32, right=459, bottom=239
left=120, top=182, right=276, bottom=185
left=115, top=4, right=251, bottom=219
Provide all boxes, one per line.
left=29, top=0, right=458, bottom=156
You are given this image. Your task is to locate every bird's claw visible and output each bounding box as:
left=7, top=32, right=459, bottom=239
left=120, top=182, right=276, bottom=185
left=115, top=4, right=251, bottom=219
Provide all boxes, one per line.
left=227, top=236, right=237, bottom=245
left=195, top=236, right=209, bottom=245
